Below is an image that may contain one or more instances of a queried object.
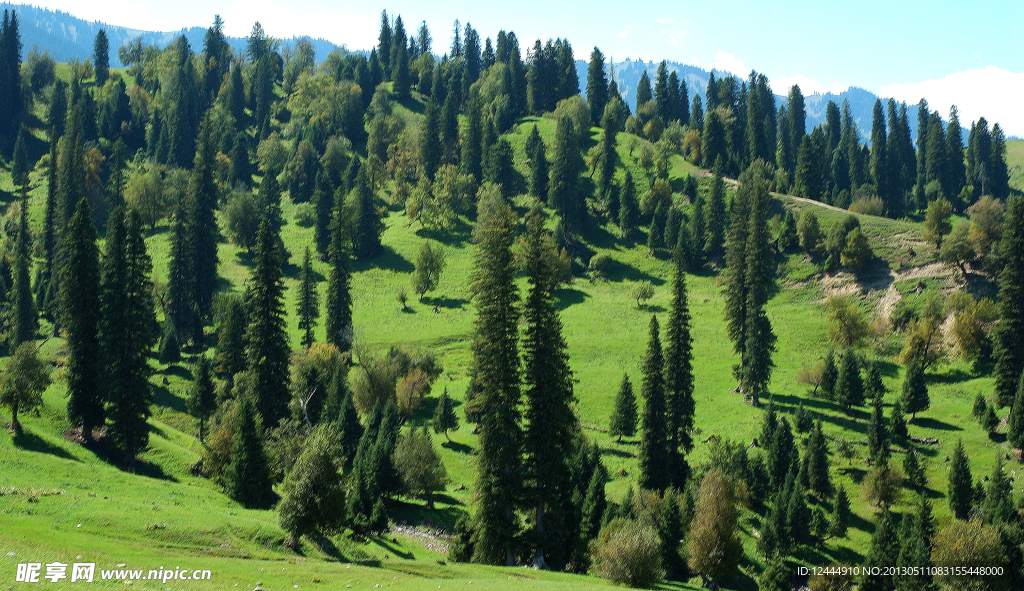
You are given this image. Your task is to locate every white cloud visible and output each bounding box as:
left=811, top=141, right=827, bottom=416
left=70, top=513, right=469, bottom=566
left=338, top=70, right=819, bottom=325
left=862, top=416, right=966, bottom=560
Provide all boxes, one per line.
left=880, top=66, right=1024, bottom=137
left=710, top=51, right=747, bottom=77
left=771, top=74, right=848, bottom=96
left=618, top=27, right=630, bottom=39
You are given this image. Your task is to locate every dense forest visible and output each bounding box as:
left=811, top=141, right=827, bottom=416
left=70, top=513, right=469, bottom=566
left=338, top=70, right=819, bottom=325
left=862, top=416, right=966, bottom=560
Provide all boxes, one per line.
left=1, top=7, right=1023, bottom=591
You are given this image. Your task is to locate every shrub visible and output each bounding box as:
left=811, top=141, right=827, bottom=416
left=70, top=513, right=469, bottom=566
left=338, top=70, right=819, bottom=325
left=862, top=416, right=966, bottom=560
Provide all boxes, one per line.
left=588, top=253, right=612, bottom=281
left=590, top=518, right=664, bottom=588
left=293, top=202, right=316, bottom=227
left=848, top=196, right=885, bottom=216
left=932, top=520, right=1010, bottom=591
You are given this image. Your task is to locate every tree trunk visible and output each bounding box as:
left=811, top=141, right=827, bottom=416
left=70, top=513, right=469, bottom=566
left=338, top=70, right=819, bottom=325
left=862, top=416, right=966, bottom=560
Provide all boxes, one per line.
left=531, top=505, right=548, bottom=569
left=11, top=401, right=22, bottom=436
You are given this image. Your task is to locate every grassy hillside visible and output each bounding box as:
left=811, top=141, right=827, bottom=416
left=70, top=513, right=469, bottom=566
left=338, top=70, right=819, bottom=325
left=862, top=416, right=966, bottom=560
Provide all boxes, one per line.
left=1, top=91, right=1018, bottom=591
left=1007, top=139, right=1024, bottom=193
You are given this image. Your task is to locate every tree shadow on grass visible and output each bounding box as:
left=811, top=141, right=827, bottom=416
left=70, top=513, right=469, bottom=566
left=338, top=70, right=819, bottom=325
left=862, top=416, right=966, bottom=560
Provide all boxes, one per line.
left=553, top=287, right=589, bottom=310
left=925, top=368, right=977, bottom=385
left=415, top=219, right=473, bottom=248
left=163, top=365, right=194, bottom=380
left=603, top=257, right=665, bottom=285
left=425, top=295, right=469, bottom=310
left=599, top=447, right=637, bottom=459
left=354, top=245, right=415, bottom=274
left=152, top=384, right=187, bottom=413
left=13, top=429, right=81, bottom=462
left=910, top=417, right=961, bottom=431
left=367, top=534, right=415, bottom=560
left=441, top=440, right=473, bottom=455
left=309, top=535, right=347, bottom=561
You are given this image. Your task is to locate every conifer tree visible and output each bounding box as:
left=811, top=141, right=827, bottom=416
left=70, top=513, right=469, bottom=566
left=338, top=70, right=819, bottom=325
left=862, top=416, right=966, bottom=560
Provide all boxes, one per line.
left=10, top=198, right=37, bottom=348
left=432, top=389, right=459, bottom=441
left=580, top=465, right=607, bottom=543
left=890, top=399, right=908, bottom=441
left=867, top=390, right=889, bottom=461
left=835, top=348, right=864, bottom=411
left=468, top=185, right=522, bottom=566
left=768, top=417, right=796, bottom=490
left=609, top=373, right=638, bottom=442
left=636, top=70, right=652, bottom=107
left=61, top=199, right=103, bottom=443
left=462, top=98, right=484, bottom=183
left=947, top=439, right=973, bottom=520
left=245, top=220, right=291, bottom=429
left=618, top=170, right=639, bottom=238
left=585, top=47, right=608, bottom=126
left=1009, top=374, right=1024, bottom=449
left=723, top=170, right=750, bottom=367
left=900, top=359, right=928, bottom=421
left=664, top=253, right=695, bottom=488
left=659, top=492, right=684, bottom=578
left=548, top=115, right=586, bottom=235
left=526, top=124, right=548, bottom=199
left=350, top=167, right=383, bottom=259
left=828, top=486, right=850, bottom=538
left=325, top=193, right=353, bottom=352
left=296, top=247, right=319, bottom=348
left=860, top=508, right=898, bottom=591
left=807, top=420, right=831, bottom=498
left=102, top=209, right=157, bottom=463
left=739, top=165, right=776, bottom=404
left=187, top=356, right=217, bottom=443
left=639, top=315, right=670, bottom=491
left=332, top=380, right=362, bottom=469
left=225, top=395, right=275, bottom=508
left=896, top=497, right=938, bottom=591
left=820, top=349, right=838, bottom=399
left=92, top=29, right=109, bottom=85
left=214, top=294, right=246, bottom=376
left=522, top=203, right=578, bottom=568
left=158, top=321, right=181, bottom=364
left=992, top=197, right=1024, bottom=407
left=786, top=477, right=811, bottom=549
left=421, top=99, right=442, bottom=180
left=11, top=127, right=28, bottom=191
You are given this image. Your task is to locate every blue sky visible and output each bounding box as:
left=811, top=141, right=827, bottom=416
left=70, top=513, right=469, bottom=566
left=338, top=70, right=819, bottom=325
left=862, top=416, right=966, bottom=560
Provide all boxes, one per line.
left=25, top=0, right=1024, bottom=134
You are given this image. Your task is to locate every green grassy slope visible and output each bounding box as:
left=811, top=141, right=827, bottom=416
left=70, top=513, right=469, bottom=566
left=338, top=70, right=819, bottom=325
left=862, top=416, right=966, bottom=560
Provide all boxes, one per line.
left=1, top=106, right=1017, bottom=590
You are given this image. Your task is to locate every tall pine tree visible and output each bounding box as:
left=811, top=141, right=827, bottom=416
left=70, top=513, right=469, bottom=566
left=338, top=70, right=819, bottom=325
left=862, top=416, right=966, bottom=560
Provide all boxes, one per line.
left=468, top=185, right=523, bottom=565
left=664, top=253, right=695, bottom=489
left=639, top=315, right=670, bottom=491
left=296, top=246, right=319, bottom=347
left=992, top=196, right=1024, bottom=407
left=325, top=192, right=353, bottom=352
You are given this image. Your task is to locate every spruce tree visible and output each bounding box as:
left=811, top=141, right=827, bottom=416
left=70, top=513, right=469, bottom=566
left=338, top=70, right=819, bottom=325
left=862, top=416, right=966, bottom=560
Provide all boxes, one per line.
left=579, top=466, right=607, bottom=543
left=10, top=198, right=37, bottom=348
left=865, top=361, right=885, bottom=400
left=92, top=29, right=109, bottom=85
left=102, top=209, right=158, bottom=463
left=585, top=47, right=609, bottom=125
left=867, top=390, right=889, bottom=461
left=296, top=247, right=319, bottom=348
left=421, top=99, right=442, bottom=180
left=860, top=508, right=898, bottom=591
left=807, top=420, right=831, bottom=498
left=664, top=253, right=695, bottom=488
left=890, top=399, right=908, bottom=441
left=522, top=203, right=579, bottom=569
left=639, top=315, right=670, bottom=491
left=469, top=185, right=523, bottom=566
left=821, top=349, right=838, bottom=399
left=225, top=395, right=275, bottom=508
left=350, top=167, right=383, bottom=259
left=158, top=321, right=181, bottom=364
left=786, top=478, right=811, bottom=549
left=618, top=169, right=639, bottom=238
left=526, top=125, right=548, bottom=199
left=334, top=368, right=363, bottom=466
left=1008, top=373, right=1024, bottom=449
left=659, top=492, right=684, bottom=578
left=704, top=163, right=727, bottom=256
left=835, top=348, right=864, bottom=412
left=187, top=356, right=217, bottom=443
left=900, top=359, right=928, bottom=421
left=325, top=190, right=353, bottom=352
left=609, top=373, right=638, bottom=442
left=432, top=389, right=459, bottom=441
left=11, top=126, right=28, bottom=191
left=61, top=199, right=103, bottom=444
left=896, top=497, right=938, bottom=591
left=947, top=439, right=973, bottom=520
left=723, top=171, right=751, bottom=371
left=992, top=197, right=1024, bottom=407
left=740, top=166, right=776, bottom=404
left=245, top=220, right=291, bottom=429
left=548, top=115, right=586, bottom=235
left=828, top=486, right=850, bottom=538
left=214, top=294, right=247, bottom=376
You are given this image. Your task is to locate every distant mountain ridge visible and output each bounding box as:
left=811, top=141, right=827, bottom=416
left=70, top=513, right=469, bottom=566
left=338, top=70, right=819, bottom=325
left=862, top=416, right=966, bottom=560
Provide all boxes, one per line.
left=581, top=58, right=933, bottom=144
left=1, top=3, right=341, bottom=67
left=4, top=3, right=949, bottom=143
